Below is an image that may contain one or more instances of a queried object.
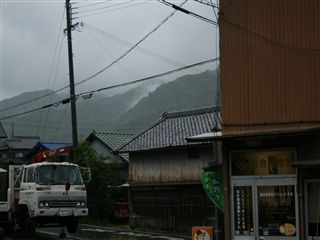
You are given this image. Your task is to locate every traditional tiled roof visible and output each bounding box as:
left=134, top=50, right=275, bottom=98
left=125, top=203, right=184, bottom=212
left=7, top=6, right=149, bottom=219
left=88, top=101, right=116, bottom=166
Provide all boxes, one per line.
left=0, top=122, right=7, bottom=138
left=87, top=132, right=133, bottom=162
left=117, top=106, right=221, bottom=153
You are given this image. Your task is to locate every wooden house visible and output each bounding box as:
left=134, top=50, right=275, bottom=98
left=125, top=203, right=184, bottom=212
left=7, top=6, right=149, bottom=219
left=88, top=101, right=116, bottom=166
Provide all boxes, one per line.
left=117, top=107, right=221, bottom=233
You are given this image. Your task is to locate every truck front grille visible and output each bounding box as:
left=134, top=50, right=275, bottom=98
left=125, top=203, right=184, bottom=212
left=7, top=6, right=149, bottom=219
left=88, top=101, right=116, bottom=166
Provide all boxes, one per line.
left=49, top=201, right=77, bottom=208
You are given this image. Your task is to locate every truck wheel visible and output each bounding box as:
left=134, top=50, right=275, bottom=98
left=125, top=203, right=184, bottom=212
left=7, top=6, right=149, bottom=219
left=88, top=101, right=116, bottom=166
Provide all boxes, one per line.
left=20, top=215, right=36, bottom=236
left=66, top=218, right=79, bottom=234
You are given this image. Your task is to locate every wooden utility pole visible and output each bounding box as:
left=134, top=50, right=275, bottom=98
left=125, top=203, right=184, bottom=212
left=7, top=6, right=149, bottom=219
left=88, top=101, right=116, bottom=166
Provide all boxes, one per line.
left=65, top=0, right=78, bottom=146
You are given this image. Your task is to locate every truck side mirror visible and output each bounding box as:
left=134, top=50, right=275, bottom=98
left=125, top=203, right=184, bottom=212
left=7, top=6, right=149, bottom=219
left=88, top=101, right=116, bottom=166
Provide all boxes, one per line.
left=80, top=167, right=91, bottom=183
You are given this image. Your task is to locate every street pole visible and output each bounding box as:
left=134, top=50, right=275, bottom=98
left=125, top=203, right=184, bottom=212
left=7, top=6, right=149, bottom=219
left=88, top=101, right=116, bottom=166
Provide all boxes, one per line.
left=65, top=0, right=78, bottom=146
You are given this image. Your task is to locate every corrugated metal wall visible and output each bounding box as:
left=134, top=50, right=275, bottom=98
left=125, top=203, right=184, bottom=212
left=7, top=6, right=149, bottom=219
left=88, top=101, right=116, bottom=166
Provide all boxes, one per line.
left=219, top=0, right=320, bottom=132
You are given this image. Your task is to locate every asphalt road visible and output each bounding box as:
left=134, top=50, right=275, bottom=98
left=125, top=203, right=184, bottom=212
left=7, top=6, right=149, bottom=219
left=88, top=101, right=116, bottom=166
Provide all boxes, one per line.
left=33, top=224, right=189, bottom=240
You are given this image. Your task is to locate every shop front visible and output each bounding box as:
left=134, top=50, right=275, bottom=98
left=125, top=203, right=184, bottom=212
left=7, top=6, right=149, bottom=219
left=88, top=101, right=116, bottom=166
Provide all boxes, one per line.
left=230, top=149, right=298, bottom=240
left=187, top=129, right=320, bottom=240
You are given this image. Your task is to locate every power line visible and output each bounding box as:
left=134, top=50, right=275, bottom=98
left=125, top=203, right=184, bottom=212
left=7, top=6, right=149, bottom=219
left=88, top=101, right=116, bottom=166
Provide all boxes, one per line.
left=52, top=102, right=70, bottom=141
left=76, top=1, right=107, bottom=9
left=158, top=0, right=218, bottom=25
left=218, top=0, right=235, bottom=13
left=38, top=7, right=66, bottom=138
left=192, top=0, right=218, bottom=8
left=0, top=1, right=186, bottom=115
left=74, top=0, right=188, bottom=87
left=78, top=0, right=134, bottom=14
left=84, top=22, right=198, bottom=72
left=0, top=58, right=218, bottom=121
left=81, top=58, right=219, bottom=96
left=78, top=1, right=147, bottom=19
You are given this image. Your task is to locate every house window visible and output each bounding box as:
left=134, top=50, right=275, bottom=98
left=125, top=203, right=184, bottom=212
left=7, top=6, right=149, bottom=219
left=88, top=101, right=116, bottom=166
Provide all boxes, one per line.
left=1, top=153, right=7, bottom=159
left=15, top=152, right=23, bottom=158
left=188, top=149, right=200, bottom=159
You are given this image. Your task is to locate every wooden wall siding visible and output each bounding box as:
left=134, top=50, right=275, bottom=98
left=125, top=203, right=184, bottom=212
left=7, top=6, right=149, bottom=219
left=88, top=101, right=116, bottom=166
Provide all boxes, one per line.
left=129, top=147, right=212, bottom=185
left=219, top=0, right=320, bottom=132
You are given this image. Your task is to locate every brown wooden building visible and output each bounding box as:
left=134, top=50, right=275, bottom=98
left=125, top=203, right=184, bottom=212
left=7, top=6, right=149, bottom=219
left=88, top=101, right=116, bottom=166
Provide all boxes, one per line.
left=190, top=1, right=320, bottom=239
left=117, top=107, right=221, bottom=234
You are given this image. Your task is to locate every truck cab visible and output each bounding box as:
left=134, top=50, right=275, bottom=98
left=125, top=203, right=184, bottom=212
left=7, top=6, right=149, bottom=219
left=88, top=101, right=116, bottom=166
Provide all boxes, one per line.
left=17, top=162, right=88, bottom=234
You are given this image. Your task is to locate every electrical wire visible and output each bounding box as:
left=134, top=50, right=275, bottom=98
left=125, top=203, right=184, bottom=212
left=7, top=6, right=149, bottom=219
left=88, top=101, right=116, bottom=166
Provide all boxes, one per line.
left=74, top=0, right=188, bottom=88
left=0, top=58, right=218, bottom=121
left=37, top=8, right=66, bottom=138
left=84, top=22, right=199, bottom=72
left=52, top=102, right=70, bottom=141
left=78, top=0, right=134, bottom=14
left=157, top=0, right=218, bottom=25
left=78, top=2, right=147, bottom=19
left=192, top=0, right=218, bottom=8
left=0, top=1, right=186, bottom=115
left=218, top=0, right=235, bottom=13
left=76, top=1, right=107, bottom=9
left=86, top=26, right=137, bottom=81
left=210, top=0, right=218, bottom=22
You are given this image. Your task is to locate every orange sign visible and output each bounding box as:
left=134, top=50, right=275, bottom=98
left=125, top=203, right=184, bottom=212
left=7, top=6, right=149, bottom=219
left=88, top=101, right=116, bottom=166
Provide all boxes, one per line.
left=192, top=226, right=213, bottom=240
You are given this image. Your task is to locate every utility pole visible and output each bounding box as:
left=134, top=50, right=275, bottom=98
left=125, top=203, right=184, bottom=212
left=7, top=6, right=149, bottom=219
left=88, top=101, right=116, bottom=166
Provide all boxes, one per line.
left=65, top=0, right=78, bottom=146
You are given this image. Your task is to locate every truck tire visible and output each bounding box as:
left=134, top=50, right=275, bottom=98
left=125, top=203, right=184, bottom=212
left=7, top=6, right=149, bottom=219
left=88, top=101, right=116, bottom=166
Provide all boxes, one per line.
left=66, top=218, right=79, bottom=234
left=20, top=214, right=36, bottom=236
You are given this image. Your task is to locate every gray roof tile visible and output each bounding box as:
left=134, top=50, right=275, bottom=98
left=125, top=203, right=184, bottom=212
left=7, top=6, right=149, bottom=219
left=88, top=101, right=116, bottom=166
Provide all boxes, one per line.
left=117, top=106, right=221, bottom=152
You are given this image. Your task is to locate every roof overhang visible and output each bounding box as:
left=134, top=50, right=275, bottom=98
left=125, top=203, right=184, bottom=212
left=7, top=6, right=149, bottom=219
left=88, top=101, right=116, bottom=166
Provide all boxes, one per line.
left=187, top=126, right=320, bottom=142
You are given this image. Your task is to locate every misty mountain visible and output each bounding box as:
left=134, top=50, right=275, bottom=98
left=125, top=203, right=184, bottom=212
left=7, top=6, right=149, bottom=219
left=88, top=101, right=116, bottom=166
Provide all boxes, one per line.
left=0, top=69, right=219, bottom=142
left=120, top=70, right=219, bottom=130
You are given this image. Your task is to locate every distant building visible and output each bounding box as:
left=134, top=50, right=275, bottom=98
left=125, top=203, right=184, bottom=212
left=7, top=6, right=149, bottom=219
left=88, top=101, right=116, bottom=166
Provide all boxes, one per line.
left=0, top=136, right=40, bottom=165
left=117, top=107, right=222, bottom=233
left=86, top=131, right=133, bottom=164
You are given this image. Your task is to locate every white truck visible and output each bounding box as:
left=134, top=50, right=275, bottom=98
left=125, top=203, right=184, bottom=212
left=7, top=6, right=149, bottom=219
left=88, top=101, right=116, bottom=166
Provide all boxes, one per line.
left=0, top=160, right=90, bottom=237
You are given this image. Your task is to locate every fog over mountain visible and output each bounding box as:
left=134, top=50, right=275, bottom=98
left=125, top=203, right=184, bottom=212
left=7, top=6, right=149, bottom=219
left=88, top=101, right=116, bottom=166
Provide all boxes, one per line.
left=0, top=69, right=219, bottom=142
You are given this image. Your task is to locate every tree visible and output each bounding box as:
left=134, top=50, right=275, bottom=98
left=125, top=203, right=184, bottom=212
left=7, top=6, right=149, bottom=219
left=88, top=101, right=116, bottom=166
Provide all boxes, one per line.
left=72, top=141, right=128, bottom=220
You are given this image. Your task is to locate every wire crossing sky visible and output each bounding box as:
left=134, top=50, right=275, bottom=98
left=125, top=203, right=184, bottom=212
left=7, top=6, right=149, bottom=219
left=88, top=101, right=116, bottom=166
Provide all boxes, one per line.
left=0, top=0, right=219, bottom=102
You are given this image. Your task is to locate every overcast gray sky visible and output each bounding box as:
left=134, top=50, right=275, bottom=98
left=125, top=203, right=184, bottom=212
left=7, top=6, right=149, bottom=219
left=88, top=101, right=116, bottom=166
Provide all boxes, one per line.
left=0, top=0, right=219, bottom=101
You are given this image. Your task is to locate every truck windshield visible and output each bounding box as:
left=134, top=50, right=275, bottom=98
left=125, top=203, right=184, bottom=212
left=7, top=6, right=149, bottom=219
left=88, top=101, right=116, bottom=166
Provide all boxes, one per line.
left=37, top=165, right=83, bottom=185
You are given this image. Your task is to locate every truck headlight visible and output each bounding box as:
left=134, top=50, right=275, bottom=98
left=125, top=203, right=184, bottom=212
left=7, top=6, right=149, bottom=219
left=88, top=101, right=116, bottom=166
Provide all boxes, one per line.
left=39, top=201, right=49, bottom=208
left=76, top=201, right=86, bottom=208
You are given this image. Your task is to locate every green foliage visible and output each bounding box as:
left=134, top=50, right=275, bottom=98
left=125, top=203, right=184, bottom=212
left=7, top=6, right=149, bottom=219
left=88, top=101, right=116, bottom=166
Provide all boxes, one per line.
left=72, top=141, right=128, bottom=220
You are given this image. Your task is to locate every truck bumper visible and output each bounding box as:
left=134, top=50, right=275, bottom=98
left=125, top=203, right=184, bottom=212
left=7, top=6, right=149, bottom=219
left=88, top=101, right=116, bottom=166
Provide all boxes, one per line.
left=34, top=208, right=88, bottom=217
